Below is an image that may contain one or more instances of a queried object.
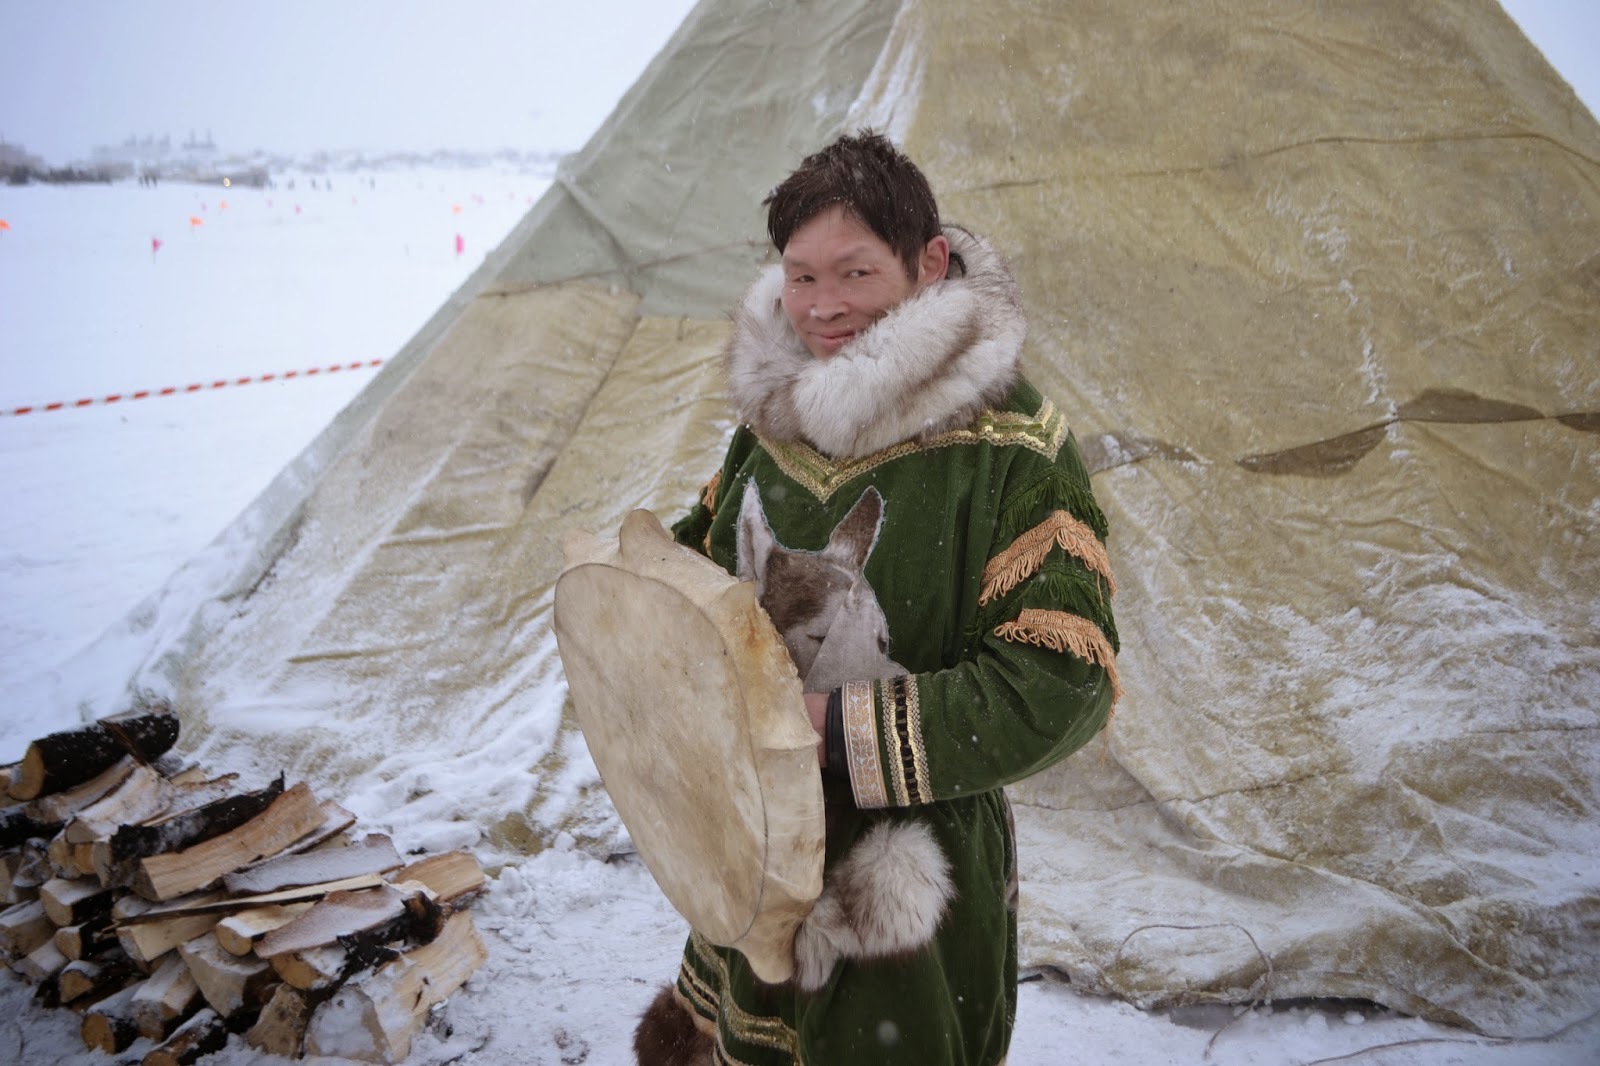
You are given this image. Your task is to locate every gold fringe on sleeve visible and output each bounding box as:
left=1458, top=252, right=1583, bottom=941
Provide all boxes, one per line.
left=699, top=471, right=723, bottom=556
left=993, top=609, right=1122, bottom=705
left=700, top=470, right=723, bottom=513
left=980, top=510, right=1117, bottom=606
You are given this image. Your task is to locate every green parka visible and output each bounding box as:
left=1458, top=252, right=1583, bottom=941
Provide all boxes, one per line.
left=661, top=228, right=1118, bottom=1066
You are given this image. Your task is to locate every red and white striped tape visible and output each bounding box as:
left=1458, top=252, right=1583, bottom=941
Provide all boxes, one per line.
left=4, top=359, right=384, bottom=417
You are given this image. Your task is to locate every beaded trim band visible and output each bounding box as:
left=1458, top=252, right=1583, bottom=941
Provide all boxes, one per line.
left=880, top=675, right=930, bottom=806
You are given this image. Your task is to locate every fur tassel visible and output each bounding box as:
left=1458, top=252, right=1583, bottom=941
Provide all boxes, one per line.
left=633, top=984, right=716, bottom=1066
left=980, top=510, right=1117, bottom=606
left=993, top=609, right=1123, bottom=705
left=793, top=820, right=954, bottom=993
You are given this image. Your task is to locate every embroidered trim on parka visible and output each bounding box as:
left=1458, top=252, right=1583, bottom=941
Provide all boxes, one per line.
left=758, top=398, right=1067, bottom=503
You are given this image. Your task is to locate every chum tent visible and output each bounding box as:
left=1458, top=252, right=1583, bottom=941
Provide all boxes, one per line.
left=13, top=0, right=1599, bottom=1038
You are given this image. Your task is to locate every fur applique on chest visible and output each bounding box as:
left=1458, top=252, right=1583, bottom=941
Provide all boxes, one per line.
left=736, top=482, right=907, bottom=692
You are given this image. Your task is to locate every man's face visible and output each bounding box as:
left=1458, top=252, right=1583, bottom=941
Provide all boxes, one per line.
left=780, top=205, right=929, bottom=362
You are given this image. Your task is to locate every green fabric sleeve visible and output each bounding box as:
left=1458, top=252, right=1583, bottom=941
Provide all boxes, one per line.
left=669, top=429, right=750, bottom=556
left=886, top=632, right=1114, bottom=804
left=844, top=430, right=1119, bottom=808
left=669, top=495, right=714, bottom=555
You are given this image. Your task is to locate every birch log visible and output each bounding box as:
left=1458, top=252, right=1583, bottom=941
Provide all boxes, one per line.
left=178, top=932, right=274, bottom=1019
left=130, top=950, right=202, bottom=1039
left=98, top=775, right=284, bottom=887
left=246, top=982, right=315, bottom=1057
left=303, top=910, right=486, bottom=1063
left=133, top=782, right=324, bottom=901
left=0, top=898, right=54, bottom=960
left=81, top=982, right=143, bottom=1053
left=389, top=849, right=486, bottom=907
left=9, top=704, right=178, bottom=801
left=142, top=1007, right=228, bottom=1066
left=224, top=833, right=400, bottom=896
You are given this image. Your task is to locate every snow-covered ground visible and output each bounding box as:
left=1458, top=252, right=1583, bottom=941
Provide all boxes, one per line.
left=4, top=171, right=1597, bottom=1065
left=0, top=168, right=542, bottom=683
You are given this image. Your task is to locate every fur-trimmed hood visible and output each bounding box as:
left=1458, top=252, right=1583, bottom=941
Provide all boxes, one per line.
left=725, top=226, right=1026, bottom=459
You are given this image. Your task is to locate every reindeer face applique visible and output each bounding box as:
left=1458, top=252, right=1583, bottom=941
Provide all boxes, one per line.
left=736, top=483, right=908, bottom=692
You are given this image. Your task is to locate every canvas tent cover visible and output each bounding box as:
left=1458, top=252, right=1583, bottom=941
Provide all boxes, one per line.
left=13, top=0, right=1598, bottom=1039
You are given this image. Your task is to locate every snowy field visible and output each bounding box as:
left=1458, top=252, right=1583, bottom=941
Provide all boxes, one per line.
left=2, top=175, right=1598, bottom=1065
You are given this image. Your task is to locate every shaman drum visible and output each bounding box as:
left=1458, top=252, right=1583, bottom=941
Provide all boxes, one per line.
left=553, top=509, right=824, bottom=983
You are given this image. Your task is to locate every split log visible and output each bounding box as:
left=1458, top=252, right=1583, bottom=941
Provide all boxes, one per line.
left=13, top=838, right=52, bottom=883
left=82, top=981, right=143, bottom=1053
left=130, top=950, right=201, bottom=1039
left=0, top=800, right=61, bottom=851
left=8, top=703, right=179, bottom=801
left=227, top=797, right=356, bottom=873
left=0, top=898, right=55, bottom=960
left=25, top=756, right=136, bottom=823
left=178, top=932, right=274, bottom=1019
left=257, top=882, right=440, bottom=961
left=246, top=982, right=314, bottom=1057
left=270, top=943, right=350, bottom=992
left=15, top=936, right=69, bottom=982
left=54, top=911, right=119, bottom=959
left=389, top=849, right=486, bottom=907
left=1, top=880, right=39, bottom=906
left=214, top=902, right=313, bottom=956
left=134, top=781, right=325, bottom=901
left=304, top=910, right=486, bottom=1063
left=65, top=764, right=170, bottom=843
left=116, top=873, right=387, bottom=924
left=258, top=883, right=440, bottom=991
left=225, top=832, right=401, bottom=896
left=34, top=969, right=70, bottom=1008
left=98, top=774, right=284, bottom=888
left=141, top=1006, right=228, bottom=1066
left=40, top=876, right=114, bottom=926
left=1, top=848, right=45, bottom=904
left=115, top=894, right=226, bottom=968
left=46, top=830, right=86, bottom=878
left=58, top=954, right=137, bottom=1004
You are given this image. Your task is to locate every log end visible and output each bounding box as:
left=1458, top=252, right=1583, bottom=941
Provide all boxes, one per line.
left=8, top=747, right=47, bottom=802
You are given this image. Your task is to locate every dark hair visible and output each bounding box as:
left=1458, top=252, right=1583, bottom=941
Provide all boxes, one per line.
left=764, top=130, right=962, bottom=281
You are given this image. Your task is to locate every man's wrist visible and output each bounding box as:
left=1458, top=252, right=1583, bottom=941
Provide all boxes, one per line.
left=823, top=687, right=846, bottom=780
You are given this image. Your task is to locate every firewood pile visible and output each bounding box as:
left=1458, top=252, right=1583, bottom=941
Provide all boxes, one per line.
left=1, top=702, right=489, bottom=1064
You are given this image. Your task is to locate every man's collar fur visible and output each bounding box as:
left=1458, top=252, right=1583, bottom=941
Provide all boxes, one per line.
left=724, top=226, right=1025, bottom=460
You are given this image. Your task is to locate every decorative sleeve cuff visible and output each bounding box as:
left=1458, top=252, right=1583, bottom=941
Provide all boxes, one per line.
left=841, top=680, right=889, bottom=809
left=840, top=676, right=931, bottom=809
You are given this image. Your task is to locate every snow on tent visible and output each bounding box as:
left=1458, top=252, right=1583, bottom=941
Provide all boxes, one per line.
left=13, top=0, right=1598, bottom=1040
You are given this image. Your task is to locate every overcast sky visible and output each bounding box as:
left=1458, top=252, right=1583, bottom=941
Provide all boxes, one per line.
left=0, top=1, right=1594, bottom=163
left=0, top=1, right=700, bottom=161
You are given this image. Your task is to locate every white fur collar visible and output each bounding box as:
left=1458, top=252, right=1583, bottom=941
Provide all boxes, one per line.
left=724, top=226, right=1026, bottom=459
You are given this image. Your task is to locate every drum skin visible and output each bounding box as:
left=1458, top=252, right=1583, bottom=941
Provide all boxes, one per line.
left=554, top=509, right=824, bottom=983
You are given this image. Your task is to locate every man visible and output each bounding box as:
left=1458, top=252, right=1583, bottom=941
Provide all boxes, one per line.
left=636, top=131, right=1119, bottom=1066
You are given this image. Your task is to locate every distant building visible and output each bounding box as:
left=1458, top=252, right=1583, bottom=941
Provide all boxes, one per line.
left=1, top=139, right=45, bottom=183
left=0, top=139, right=45, bottom=171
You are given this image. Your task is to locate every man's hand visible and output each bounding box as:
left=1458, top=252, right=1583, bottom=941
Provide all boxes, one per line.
left=804, top=692, right=829, bottom=767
